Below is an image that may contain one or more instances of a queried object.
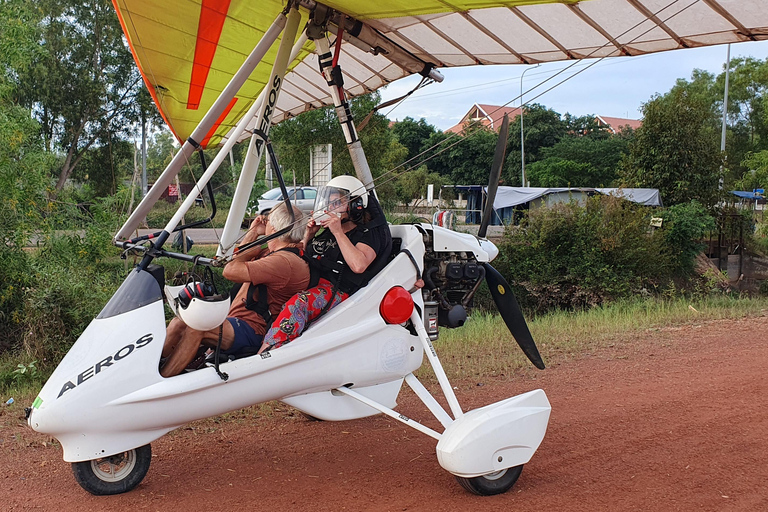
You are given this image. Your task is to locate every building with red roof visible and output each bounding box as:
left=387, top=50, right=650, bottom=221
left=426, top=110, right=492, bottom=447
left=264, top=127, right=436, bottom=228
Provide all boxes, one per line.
left=444, top=104, right=641, bottom=134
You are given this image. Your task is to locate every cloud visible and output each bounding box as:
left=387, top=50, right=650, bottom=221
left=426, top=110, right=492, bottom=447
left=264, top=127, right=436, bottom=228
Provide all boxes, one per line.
left=380, top=41, right=768, bottom=130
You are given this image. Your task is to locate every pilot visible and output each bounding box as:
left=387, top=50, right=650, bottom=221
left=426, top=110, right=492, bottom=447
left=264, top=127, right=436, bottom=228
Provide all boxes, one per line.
left=160, top=202, right=309, bottom=377
left=259, top=175, right=391, bottom=352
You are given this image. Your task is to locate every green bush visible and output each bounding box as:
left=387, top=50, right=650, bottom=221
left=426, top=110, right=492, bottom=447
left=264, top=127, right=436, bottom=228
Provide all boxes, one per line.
left=495, top=195, right=668, bottom=313
left=753, top=216, right=768, bottom=256
left=657, top=201, right=715, bottom=274
left=20, top=231, right=126, bottom=362
left=145, top=197, right=230, bottom=229
left=0, top=246, right=33, bottom=352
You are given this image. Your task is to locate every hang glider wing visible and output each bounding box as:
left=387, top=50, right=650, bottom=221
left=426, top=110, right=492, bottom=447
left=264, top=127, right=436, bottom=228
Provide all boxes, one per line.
left=113, top=0, right=768, bottom=147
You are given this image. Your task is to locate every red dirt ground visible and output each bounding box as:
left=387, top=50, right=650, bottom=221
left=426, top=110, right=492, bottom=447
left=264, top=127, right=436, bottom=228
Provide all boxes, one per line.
left=2, top=315, right=767, bottom=511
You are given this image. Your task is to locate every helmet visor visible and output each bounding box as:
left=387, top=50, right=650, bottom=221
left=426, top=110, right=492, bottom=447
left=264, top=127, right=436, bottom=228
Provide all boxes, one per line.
left=313, top=185, right=350, bottom=221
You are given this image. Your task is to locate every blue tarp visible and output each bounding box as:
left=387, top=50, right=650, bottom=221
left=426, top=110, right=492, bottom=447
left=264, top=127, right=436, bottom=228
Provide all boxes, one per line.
left=731, top=190, right=765, bottom=200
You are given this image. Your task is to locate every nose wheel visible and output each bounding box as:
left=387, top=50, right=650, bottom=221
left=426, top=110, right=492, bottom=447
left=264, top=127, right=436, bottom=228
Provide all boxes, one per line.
left=72, top=444, right=152, bottom=495
left=455, top=465, right=524, bottom=496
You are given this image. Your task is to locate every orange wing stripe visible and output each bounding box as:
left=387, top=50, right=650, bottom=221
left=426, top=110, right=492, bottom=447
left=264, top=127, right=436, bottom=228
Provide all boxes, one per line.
left=187, top=0, right=232, bottom=110
left=200, top=97, right=238, bottom=147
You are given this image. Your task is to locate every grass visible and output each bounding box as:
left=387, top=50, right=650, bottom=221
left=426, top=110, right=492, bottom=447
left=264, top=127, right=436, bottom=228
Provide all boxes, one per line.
left=424, top=295, right=768, bottom=381
left=3, top=295, right=767, bottom=426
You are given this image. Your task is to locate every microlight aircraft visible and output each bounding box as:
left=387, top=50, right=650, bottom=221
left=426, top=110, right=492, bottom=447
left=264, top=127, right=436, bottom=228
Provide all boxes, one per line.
left=27, top=0, right=767, bottom=497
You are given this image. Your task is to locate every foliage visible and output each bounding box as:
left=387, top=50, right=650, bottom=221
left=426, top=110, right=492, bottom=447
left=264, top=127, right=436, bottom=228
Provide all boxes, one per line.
left=656, top=201, right=715, bottom=274
left=735, top=150, right=768, bottom=191
left=145, top=199, right=229, bottom=229
left=269, top=92, right=405, bottom=193
left=563, top=113, right=614, bottom=139
left=394, top=165, right=452, bottom=205
left=0, top=184, right=130, bottom=362
left=0, top=104, right=56, bottom=244
left=391, top=117, right=441, bottom=163
left=495, top=195, right=668, bottom=313
left=0, top=0, right=44, bottom=102
left=448, top=127, right=501, bottom=186
left=13, top=0, right=145, bottom=192
left=72, top=137, right=134, bottom=196
left=526, top=158, right=599, bottom=187
left=654, top=59, right=768, bottom=190
left=751, top=215, right=768, bottom=256
left=502, top=103, right=569, bottom=185
left=716, top=57, right=768, bottom=178
left=618, top=86, right=723, bottom=207
left=0, top=103, right=57, bottom=349
left=527, top=134, right=632, bottom=187
left=20, top=232, right=125, bottom=363
left=12, top=360, right=38, bottom=382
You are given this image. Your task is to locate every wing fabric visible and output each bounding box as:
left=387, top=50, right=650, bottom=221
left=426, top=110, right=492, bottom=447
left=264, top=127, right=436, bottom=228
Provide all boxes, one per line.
left=113, top=0, right=768, bottom=147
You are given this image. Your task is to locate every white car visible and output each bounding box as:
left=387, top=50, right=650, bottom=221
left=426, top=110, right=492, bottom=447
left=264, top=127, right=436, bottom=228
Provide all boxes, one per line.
left=251, top=186, right=317, bottom=217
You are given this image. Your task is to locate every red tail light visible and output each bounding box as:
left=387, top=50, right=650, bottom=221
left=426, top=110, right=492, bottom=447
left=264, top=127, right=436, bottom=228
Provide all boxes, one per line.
left=380, top=286, right=413, bottom=324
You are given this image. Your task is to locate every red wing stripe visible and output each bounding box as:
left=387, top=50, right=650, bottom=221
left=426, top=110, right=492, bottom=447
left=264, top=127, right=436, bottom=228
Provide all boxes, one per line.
left=187, top=0, right=232, bottom=110
left=200, top=97, right=238, bottom=147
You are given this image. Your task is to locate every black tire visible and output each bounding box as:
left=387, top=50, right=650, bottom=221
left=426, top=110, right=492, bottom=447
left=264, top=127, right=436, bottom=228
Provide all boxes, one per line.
left=455, top=465, right=524, bottom=496
left=72, top=444, right=152, bottom=495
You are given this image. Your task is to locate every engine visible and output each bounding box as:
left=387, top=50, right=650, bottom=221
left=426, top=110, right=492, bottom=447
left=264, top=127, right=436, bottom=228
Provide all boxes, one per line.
left=418, top=225, right=488, bottom=340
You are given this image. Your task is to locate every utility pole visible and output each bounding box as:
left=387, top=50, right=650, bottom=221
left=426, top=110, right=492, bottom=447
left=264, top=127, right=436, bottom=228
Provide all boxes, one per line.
left=720, top=44, right=731, bottom=190
left=520, top=64, right=540, bottom=187
left=141, top=114, right=147, bottom=197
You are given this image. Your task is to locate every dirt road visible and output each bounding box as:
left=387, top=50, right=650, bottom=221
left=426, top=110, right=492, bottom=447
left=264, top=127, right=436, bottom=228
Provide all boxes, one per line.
left=2, top=315, right=766, bottom=511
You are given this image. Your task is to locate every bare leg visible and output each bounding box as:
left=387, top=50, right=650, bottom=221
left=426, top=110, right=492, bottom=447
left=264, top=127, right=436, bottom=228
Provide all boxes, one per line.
left=162, top=317, right=188, bottom=358
left=160, top=327, right=206, bottom=377
left=160, top=320, right=237, bottom=378
left=200, top=320, right=236, bottom=351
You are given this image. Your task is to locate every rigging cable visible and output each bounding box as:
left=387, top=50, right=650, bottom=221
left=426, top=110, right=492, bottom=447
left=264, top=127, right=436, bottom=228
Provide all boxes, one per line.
left=121, top=0, right=700, bottom=259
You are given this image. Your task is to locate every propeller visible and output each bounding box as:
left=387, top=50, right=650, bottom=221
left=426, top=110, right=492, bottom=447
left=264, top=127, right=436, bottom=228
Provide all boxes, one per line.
left=478, top=113, right=509, bottom=239
left=483, top=263, right=545, bottom=369
left=476, top=112, right=545, bottom=369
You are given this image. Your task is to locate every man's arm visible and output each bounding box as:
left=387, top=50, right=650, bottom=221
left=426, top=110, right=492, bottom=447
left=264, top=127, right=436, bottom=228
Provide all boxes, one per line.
left=223, top=216, right=268, bottom=282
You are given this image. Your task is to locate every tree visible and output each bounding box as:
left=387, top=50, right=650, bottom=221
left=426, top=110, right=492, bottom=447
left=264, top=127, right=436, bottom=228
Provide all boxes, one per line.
left=443, top=127, right=499, bottom=185
left=715, top=57, right=768, bottom=180
left=395, top=165, right=451, bottom=205
left=527, top=158, right=598, bottom=187
left=0, top=0, right=43, bottom=102
left=527, top=134, right=632, bottom=187
left=74, top=137, right=134, bottom=197
left=507, top=104, right=568, bottom=160
left=391, top=117, right=440, bottom=163
left=270, top=92, right=406, bottom=193
left=618, top=87, right=723, bottom=207
left=563, top=113, right=613, bottom=140
left=14, top=0, right=144, bottom=193
left=735, top=150, right=768, bottom=191
left=503, top=104, right=568, bottom=185
left=718, top=57, right=768, bottom=147
left=0, top=0, right=54, bottom=240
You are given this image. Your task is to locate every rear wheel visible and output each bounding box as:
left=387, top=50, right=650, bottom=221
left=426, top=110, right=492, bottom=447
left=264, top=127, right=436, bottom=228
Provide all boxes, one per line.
left=455, top=465, right=523, bottom=496
left=72, top=444, right=152, bottom=495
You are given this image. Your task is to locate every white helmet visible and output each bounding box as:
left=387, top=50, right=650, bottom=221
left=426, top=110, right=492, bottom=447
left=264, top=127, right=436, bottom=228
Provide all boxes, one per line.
left=313, top=175, right=368, bottom=222
left=164, top=282, right=230, bottom=332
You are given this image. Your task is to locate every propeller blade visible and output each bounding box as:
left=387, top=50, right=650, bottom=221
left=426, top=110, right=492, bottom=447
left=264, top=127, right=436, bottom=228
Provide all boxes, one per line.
left=478, top=113, right=510, bottom=238
left=483, top=262, right=545, bottom=370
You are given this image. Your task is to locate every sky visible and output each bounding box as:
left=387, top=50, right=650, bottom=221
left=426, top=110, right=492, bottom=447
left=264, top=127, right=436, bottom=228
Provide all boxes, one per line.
left=377, top=40, right=768, bottom=132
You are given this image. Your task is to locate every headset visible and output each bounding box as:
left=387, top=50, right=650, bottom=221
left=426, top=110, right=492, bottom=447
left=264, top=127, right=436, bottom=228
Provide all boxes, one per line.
left=174, top=264, right=222, bottom=309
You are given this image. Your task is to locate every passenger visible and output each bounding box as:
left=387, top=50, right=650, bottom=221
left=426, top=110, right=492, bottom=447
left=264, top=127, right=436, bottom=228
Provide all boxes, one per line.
left=160, top=202, right=309, bottom=377
left=259, top=175, right=391, bottom=353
